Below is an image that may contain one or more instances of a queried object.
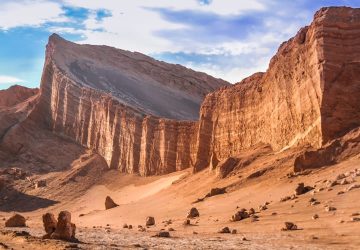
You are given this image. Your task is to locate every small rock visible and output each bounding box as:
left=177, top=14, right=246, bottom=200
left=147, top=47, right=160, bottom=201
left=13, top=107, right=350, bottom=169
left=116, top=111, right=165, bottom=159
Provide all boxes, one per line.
left=156, top=231, right=170, bottom=238
left=325, top=206, right=336, bottom=212
left=271, top=212, right=277, bottom=216
left=337, top=191, right=345, bottom=195
left=311, top=201, right=320, bottom=206
left=351, top=212, right=360, bottom=216
left=248, top=208, right=255, bottom=215
left=128, top=225, right=132, bottom=229
left=295, top=183, right=313, bottom=195
left=146, top=216, right=155, bottom=226
left=168, top=228, right=175, bottom=231
left=218, top=227, right=231, bottom=234
left=259, top=205, right=267, bottom=211
left=5, top=214, right=26, bottom=227
left=351, top=217, right=360, bottom=222
left=187, top=207, right=200, bottom=218
left=312, top=214, right=319, bottom=220
left=231, top=229, right=237, bottom=234
left=193, top=231, right=198, bottom=235
left=282, top=222, right=298, bottom=231
left=123, top=223, right=128, bottom=228
left=231, top=209, right=249, bottom=222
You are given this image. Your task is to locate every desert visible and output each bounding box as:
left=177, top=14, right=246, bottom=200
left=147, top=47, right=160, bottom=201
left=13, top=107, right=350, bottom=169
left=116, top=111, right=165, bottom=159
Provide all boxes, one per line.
left=0, top=4, right=360, bottom=250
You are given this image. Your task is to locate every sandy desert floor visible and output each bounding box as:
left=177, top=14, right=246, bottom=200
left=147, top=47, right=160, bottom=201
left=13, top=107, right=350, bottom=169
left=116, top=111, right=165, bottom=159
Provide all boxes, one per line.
left=1, top=152, right=360, bottom=249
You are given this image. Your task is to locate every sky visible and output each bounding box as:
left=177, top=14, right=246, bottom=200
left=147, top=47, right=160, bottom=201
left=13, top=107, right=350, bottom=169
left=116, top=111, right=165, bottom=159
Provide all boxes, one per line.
left=0, top=0, right=359, bottom=90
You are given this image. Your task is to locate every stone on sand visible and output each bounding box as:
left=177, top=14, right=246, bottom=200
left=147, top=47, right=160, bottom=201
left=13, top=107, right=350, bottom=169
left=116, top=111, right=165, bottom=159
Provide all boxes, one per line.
left=187, top=207, right=200, bottom=218
left=105, top=196, right=119, bottom=210
left=146, top=216, right=155, bottom=226
left=5, top=214, right=26, bottom=227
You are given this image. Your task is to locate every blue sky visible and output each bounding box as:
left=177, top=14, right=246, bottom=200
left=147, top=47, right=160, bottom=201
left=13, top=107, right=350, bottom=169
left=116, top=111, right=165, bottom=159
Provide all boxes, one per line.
left=0, top=0, right=359, bottom=90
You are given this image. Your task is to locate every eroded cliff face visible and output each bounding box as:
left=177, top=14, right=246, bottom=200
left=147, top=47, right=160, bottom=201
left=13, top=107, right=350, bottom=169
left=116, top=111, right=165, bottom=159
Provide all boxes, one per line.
left=31, top=36, right=223, bottom=176
left=194, top=7, right=360, bottom=171
left=7, top=7, right=359, bottom=176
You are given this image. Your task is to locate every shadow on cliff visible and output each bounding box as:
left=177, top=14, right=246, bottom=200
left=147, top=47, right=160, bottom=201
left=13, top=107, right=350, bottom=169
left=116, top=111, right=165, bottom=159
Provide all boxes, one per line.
left=0, top=187, right=59, bottom=212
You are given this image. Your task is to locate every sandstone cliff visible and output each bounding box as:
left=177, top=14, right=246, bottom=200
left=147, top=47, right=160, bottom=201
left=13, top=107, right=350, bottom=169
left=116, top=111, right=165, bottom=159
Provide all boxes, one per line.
left=194, top=7, right=360, bottom=171
left=30, top=35, right=226, bottom=176
left=2, top=7, right=359, bottom=177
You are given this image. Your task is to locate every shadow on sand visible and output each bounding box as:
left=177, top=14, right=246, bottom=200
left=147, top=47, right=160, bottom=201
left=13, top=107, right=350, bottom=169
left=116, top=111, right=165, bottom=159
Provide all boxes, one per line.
left=0, top=188, right=59, bottom=212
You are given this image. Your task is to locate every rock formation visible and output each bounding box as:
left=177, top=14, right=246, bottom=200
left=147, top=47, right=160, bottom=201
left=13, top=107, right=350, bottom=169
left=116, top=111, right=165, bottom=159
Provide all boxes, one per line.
left=0, top=85, right=38, bottom=108
left=194, top=7, right=360, bottom=172
left=42, top=213, right=57, bottom=238
left=28, top=34, right=227, bottom=176
left=50, top=211, right=76, bottom=241
left=1, top=7, right=360, bottom=177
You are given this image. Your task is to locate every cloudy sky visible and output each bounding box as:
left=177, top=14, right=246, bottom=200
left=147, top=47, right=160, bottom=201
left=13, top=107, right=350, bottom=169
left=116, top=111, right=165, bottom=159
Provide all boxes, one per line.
left=0, top=0, right=359, bottom=89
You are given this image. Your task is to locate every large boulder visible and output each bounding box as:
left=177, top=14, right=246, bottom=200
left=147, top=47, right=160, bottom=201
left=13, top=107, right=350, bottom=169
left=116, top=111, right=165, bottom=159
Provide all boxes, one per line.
left=105, top=196, right=119, bottom=210
left=51, top=211, right=76, bottom=241
left=187, top=207, right=200, bottom=218
left=42, top=213, right=57, bottom=238
left=5, top=214, right=26, bottom=227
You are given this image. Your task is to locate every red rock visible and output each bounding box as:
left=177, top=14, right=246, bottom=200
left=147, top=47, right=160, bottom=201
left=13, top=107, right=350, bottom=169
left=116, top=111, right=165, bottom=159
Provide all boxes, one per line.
left=194, top=7, right=360, bottom=172
left=51, top=211, right=76, bottom=241
left=5, top=214, right=26, bottom=227
left=42, top=213, right=57, bottom=238
left=105, top=196, right=119, bottom=210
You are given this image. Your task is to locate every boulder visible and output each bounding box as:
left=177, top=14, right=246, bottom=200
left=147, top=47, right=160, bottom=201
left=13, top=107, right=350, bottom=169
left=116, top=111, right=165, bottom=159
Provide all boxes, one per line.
left=231, top=209, right=249, bottom=222
left=51, top=211, right=76, bottom=241
left=42, top=213, right=57, bottom=238
left=187, top=207, right=200, bottom=218
left=105, top=196, right=119, bottom=210
left=146, top=216, right=155, bottom=226
left=5, top=214, right=26, bottom=227
left=294, top=183, right=313, bottom=195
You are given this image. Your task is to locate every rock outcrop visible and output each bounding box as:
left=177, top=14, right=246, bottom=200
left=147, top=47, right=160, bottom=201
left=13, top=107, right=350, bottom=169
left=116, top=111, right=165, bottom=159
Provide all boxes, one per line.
left=30, top=34, right=227, bottom=176
left=50, top=211, right=76, bottom=241
left=0, top=85, right=38, bottom=108
left=194, top=7, right=360, bottom=171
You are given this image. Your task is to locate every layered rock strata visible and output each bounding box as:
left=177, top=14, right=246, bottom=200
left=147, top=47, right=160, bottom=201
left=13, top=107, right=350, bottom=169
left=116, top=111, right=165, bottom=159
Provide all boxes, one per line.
left=194, top=7, right=360, bottom=171
left=31, top=35, right=225, bottom=176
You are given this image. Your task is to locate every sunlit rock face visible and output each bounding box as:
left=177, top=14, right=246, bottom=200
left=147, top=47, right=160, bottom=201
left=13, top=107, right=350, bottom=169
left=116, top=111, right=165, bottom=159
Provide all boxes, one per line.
left=34, top=34, right=227, bottom=176
left=194, top=7, right=360, bottom=171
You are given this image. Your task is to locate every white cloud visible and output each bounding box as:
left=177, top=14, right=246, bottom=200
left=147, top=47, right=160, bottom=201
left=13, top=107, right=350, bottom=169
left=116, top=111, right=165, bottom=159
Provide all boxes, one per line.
left=0, top=0, right=67, bottom=30
left=0, top=76, right=25, bottom=84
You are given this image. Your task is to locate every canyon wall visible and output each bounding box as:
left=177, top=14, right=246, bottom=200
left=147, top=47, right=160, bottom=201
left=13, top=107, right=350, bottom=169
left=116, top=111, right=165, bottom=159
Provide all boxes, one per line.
left=12, top=7, right=360, bottom=176
left=31, top=35, right=223, bottom=176
left=194, top=7, right=360, bottom=171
